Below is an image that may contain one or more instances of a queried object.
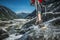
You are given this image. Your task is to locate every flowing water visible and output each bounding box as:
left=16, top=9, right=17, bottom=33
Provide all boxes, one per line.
left=3, top=17, right=60, bottom=40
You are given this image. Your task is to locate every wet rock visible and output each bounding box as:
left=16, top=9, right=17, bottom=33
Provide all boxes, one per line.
left=0, top=23, right=5, bottom=26
left=0, top=28, right=9, bottom=40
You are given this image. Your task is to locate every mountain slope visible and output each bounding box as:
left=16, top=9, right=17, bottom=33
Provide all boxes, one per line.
left=0, top=5, right=17, bottom=20
left=26, top=10, right=36, bottom=19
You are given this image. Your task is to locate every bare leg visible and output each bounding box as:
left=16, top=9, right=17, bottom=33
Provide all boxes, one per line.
left=35, top=13, right=42, bottom=25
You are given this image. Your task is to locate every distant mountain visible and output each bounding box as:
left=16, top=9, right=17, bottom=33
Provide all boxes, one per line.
left=0, top=5, right=17, bottom=20
left=17, top=13, right=29, bottom=19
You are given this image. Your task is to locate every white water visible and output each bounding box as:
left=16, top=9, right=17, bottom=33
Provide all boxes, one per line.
left=4, top=34, right=23, bottom=40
